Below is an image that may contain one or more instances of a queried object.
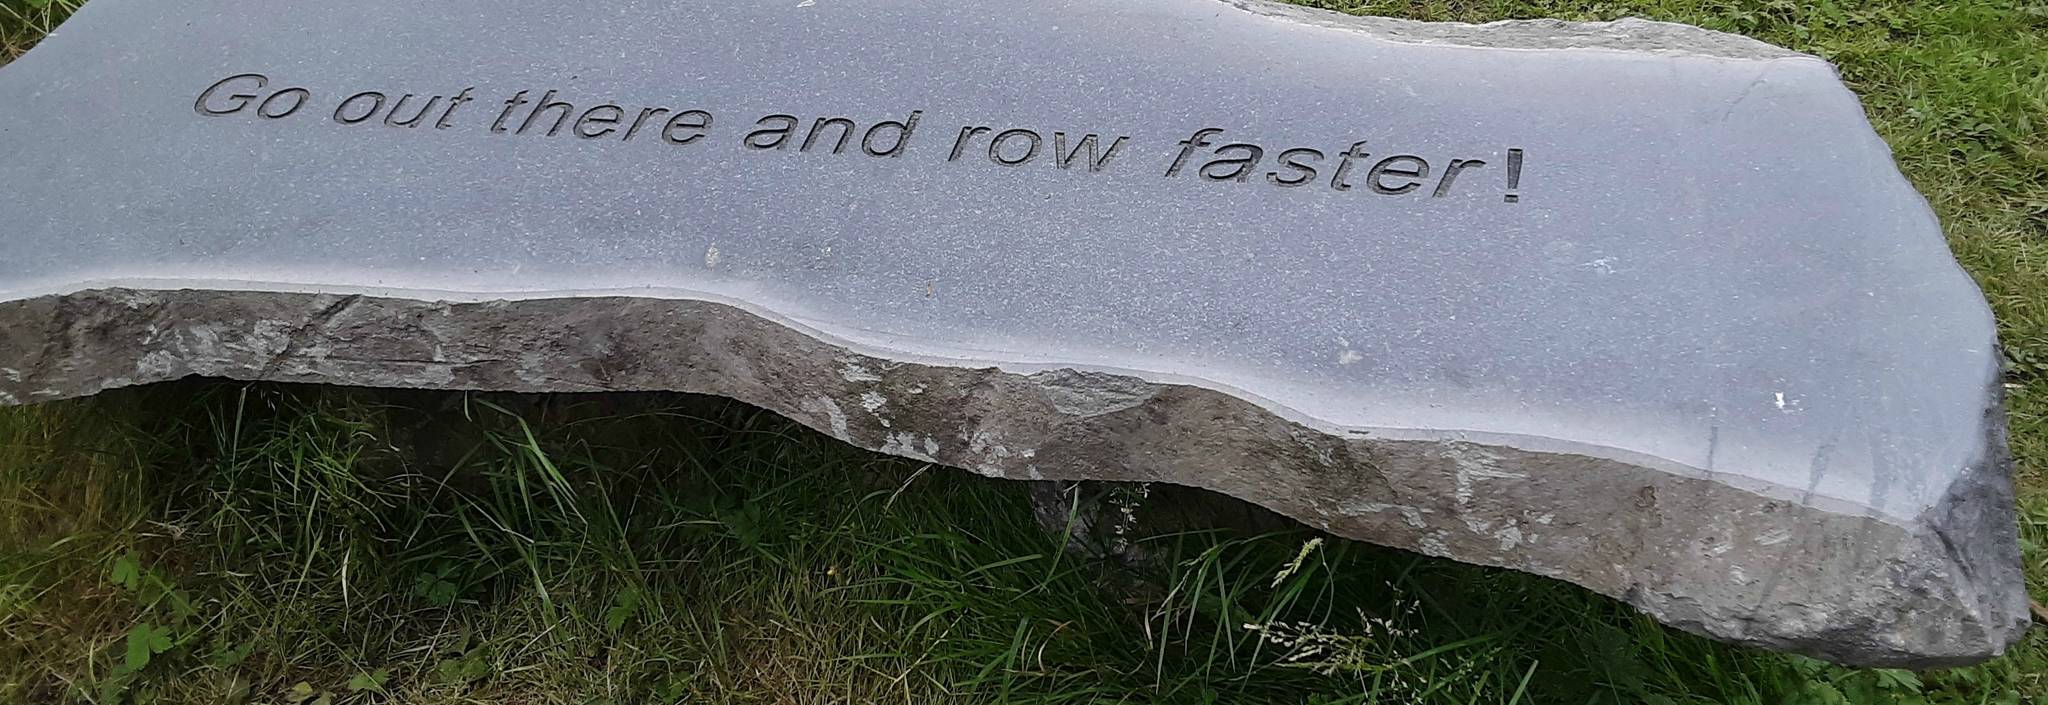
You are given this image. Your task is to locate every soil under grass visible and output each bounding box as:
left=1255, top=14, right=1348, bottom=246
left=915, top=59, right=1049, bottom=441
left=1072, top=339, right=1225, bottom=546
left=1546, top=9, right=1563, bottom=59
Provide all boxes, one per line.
left=2, top=0, right=2045, bottom=703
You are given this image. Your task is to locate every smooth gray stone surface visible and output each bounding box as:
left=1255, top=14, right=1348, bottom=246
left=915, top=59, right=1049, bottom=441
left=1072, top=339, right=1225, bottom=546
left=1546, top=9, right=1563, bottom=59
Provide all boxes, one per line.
left=0, top=0, right=2027, bottom=666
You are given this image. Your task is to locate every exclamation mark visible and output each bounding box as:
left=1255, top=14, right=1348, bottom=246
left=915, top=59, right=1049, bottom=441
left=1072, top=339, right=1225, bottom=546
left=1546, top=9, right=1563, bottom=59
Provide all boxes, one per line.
left=1503, top=148, right=1524, bottom=203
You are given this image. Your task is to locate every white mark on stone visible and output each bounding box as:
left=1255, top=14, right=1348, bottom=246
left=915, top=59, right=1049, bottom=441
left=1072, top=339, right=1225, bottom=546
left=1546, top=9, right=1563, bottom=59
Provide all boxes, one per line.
left=1338, top=349, right=1363, bottom=365
left=1447, top=443, right=1524, bottom=506
left=516, top=350, right=555, bottom=387
left=704, top=244, right=722, bottom=269
left=964, top=429, right=1010, bottom=458
left=1493, top=525, right=1523, bottom=550
left=961, top=429, right=1020, bottom=478
left=1579, top=257, right=1618, bottom=274
left=0, top=367, right=20, bottom=382
left=1402, top=509, right=1430, bottom=529
left=135, top=350, right=182, bottom=379
left=251, top=319, right=295, bottom=348
left=1297, top=434, right=1338, bottom=467
left=880, top=433, right=940, bottom=461
left=1704, top=541, right=1733, bottom=557
left=907, top=384, right=926, bottom=394
left=1772, top=391, right=1802, bottom=413
left=879, top=432, right=936, bottom=461
left=1532, top=513, right=1555, bottom=525
left=415, top=363, right=458, bottom=385
left=1755, top=528, right=1793, bottom=546
left=860, top=390, right=888, bottom=417
left=1345, top=501, right=1433, bottom=529
left=0, top=390, right=16, bottom=405
left=1462, top=516, right=1493, bottom=535
left=1419, top=531, right=1450, bottom=556
left=183, top=325, right=220, bottom=356
left=1025, top=465, right=1045, bottom=480
left=811, top=396, right=850, bottom=440
left=1729, top=566, right=1751, bottom=585
left=839, top=361, right=882, bottom=383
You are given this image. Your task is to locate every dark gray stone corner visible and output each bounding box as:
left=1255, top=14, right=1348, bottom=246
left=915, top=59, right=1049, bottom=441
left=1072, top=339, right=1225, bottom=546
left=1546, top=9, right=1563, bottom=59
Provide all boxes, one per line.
left=1909, top=399, right=2033, bottom=663
left=0, top=287, right=2028, bottom=667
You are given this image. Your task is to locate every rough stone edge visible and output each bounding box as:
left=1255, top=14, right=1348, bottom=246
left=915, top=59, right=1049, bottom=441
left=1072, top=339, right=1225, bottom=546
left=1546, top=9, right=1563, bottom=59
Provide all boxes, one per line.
left=0, top=288, right=2027, bottom=667
left=1224, top=0, right=1814, bottom=61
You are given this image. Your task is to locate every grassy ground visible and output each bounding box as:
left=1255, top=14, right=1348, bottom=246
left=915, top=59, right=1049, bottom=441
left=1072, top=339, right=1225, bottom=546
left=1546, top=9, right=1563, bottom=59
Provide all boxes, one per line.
left=2, top=0, right=2045, bottom=703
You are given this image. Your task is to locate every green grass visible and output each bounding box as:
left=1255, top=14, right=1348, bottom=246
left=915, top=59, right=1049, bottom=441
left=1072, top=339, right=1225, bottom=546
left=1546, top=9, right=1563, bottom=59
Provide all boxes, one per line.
left=0, top=0, right=71, bottom=62
left=1, top=0, right=2045, bottom=703
left=3, top=384, right=2007, bottom=705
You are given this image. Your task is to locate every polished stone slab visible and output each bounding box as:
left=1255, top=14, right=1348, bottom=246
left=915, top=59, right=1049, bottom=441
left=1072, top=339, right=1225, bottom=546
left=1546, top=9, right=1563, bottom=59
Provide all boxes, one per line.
left=0, top=0, right=2026, bottom=665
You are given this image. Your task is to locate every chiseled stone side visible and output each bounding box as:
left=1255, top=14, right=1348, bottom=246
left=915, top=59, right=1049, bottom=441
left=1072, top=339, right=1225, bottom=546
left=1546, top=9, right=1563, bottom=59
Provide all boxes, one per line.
left=0, top=288, right=2027, bottom=666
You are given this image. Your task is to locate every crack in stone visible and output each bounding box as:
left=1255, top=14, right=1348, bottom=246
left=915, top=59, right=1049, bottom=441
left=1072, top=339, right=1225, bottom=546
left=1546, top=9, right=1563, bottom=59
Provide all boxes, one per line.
left=258, top=294, right=362, bottom=379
